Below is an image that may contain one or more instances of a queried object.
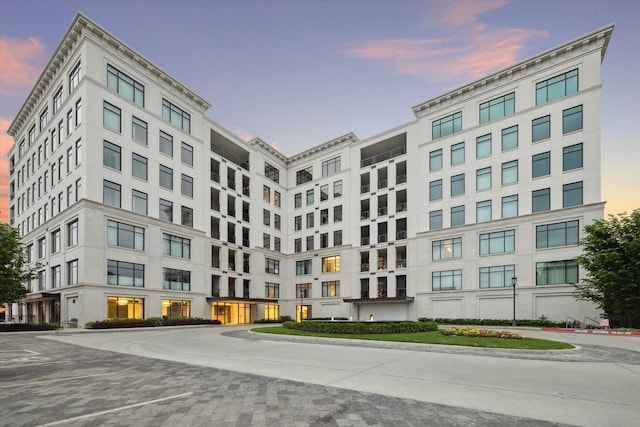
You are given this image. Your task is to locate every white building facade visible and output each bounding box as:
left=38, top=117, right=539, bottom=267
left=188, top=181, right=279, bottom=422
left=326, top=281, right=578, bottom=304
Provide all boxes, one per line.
left=5, top=13, right=613, bottom=325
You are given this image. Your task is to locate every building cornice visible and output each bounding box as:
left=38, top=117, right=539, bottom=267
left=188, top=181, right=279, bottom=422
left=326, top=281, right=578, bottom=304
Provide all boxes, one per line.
left=286, top=132, right=359, bottom=165
left=411, top=24, right=614, bottom=119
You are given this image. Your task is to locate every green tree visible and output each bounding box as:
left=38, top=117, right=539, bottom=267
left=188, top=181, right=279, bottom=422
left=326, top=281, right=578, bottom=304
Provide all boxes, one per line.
left=575, top=210, right=640, bottom=316
left=0, top=223, right=38, bottom=305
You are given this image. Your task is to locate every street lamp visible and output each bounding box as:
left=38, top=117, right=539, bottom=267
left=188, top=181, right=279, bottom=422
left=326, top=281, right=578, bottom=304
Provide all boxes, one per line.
left=511, top=277, right=517, bottom=327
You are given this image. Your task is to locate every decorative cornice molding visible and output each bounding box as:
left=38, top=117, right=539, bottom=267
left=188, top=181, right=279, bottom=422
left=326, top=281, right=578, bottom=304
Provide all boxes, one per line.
left=286, top=132, right=359, bottom=164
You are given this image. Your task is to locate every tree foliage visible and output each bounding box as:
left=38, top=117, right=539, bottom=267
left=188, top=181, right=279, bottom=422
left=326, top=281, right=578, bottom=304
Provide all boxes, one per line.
left=0, top=223, right=38, bottom=305
left=575, top=210, right=640, bottom=316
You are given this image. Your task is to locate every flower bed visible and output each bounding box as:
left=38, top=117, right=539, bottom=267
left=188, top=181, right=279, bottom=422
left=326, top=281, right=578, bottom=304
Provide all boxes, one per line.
left=440, top=326, right=523, bottom=339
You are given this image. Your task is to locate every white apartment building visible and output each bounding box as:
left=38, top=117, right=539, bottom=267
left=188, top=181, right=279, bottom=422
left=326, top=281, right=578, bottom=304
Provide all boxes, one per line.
left=5, top=13, right=613, bottom=326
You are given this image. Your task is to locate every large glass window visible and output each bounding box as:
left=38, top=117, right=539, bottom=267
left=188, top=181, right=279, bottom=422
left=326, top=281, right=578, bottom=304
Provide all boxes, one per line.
left=479, top=92, right=514, bottom=124
left=132, top=117, right=148, bottom=145
left=132, top=190, right=148, bottom=215
left=532, top=116, right=550, bottom=142
left=163, top=300, right=191, bottom=318
left=476, top=134, right=492, bottom=158
left=333, top=180, right=343, bottom=198
left=476, top=167, right=492, bottom=190
left=162, top=99, right=190, bottom=133
left=159, top=165, right=173, bottom=190
left=536, top=260, right=578, bottom=285
left=67, top=220, right=78, bottom=246
left=322, top=281, right=340, bottom=297
left=103, top=180, right=121, bottom=208
left=501, top=125, right=518, bottom=151
left=107, top=260, right=144, bottom=287
left=563, top=143, right=583, bottom=171
left=501, top=160, right=518, bottom=185
left=163, top=233, right=190, bottom=258
left=476, top=200, right=492, bottom=223
left=451, top=174, right=465, bottom=196
left=265, top=282, right=279, bottom=298
left=107, top=64, right=144, bottom=107
left=451, top=205, right=465, bottom=227
left=265, top=258, right=280, bottom=274
left=107, top=220, right=144, bottom=250
left=107, top=297, right=144, bottom=319
left=532, top=188, right=551, bottom=213
left=103, top=141, right=121, bottom=170
left=264, top=162, right=280, bottom=183
left=69, top=62, right=81, bottom=93
left=296, top=166, right=313, bottom=185
left=181, top=142, right=193, bottom=166
left=532, top=152, right=551, bottom=178
left=536, top=69, right=578, bottom=105
left=432, top=270, right=462, bottom=291
left=159, top=199, right=173, bottom=222
left=429, top=149, right=442, bottom=171
left=432, top=111, right=462, bottom=140
left=536, top=220, right=579, bottom=249
left=294, top=193, right=302, bottom=208
left=103, top=101, right=121, bottom=132
left=68, top=259, right=78, bottom=285
left=479, top=229, right=515, bottom=255
left=479, top=265, right=515, bottom=288
left=563, top=181, right=583, bottom=207
left=132, top=153, right=148, bottom=180
left=429, top=179, right=442, bottom=201
left=322, top=255, right=340, bottom=272
left=181, top=174, right=193, bottom=197
left=163, top=268, right=191, bottom=291
left=159, top=131, right=173, bottom=156
left=563, top=105, right=583, bottom=134
left=451, top=142, right=465, bottom=165
left=306, top=189, right=314, bottom=205
left=181, top=206, right=193, bottom=227
left=296, top=260, right=312, bottom=275
left=322, top=156, right=341, bottom=177
left=432, top=237, right=462, bottom=260
left=501, top=195, right=518, bottom=218
left=429, top=210, right=442, bottom=230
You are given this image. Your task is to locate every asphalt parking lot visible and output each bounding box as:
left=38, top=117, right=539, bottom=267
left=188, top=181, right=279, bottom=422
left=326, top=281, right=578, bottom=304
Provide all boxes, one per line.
left=1, top=327, right=637, bottom=426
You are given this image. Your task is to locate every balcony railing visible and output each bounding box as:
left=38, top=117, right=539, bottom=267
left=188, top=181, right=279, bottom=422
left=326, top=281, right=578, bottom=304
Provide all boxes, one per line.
left=378, top=234, right=388, bottom=243
left=360, top=263, right=369, bottom=272
left=396, top=259, right=407, bottom=268
left=360, top=184, right=370, bottom=194
left=378, top=179, right=388, bottom=189
left=396, top=230, right=407, bottom=240
left=377, top=207, right=388, bottom=216
left=360, top=146, right=407, bottom=167
left=396, top=202, right=407, bottom=212
left=361, top=211, right=370, bottom=220
left=361, top=237, right=370, bottom=245
left=396, top=174, right=407, bottom=184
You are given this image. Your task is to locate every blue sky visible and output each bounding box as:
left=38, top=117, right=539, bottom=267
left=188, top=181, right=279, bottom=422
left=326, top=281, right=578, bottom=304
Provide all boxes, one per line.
left=1, top=0, right=638, bottom=220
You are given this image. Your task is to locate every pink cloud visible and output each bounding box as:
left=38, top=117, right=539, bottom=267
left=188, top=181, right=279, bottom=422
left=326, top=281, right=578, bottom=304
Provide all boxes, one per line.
left=342, top=1, right=548, bottom=84
left=0, top=37, right=46, bottom=95
left=234, top=127, right=253, bottom=143
left=0, top=117, right=14, bottom=223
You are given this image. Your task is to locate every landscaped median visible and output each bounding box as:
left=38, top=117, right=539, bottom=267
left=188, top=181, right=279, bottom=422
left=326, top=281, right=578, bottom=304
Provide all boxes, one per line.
left=253, top=320, right=574, bottom=350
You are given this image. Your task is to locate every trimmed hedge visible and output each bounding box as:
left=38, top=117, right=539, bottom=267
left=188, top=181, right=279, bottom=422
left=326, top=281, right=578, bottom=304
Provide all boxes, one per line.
left=87, top=317, right=221, bottom=329
left=418, top=318, right=566, bottom=328
left=0, top=323, right=60, bottom=332
left=283, top=320, right=438, bottom=334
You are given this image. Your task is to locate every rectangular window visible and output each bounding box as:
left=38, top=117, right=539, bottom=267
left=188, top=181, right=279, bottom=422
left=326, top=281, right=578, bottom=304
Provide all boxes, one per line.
left=163, top=233, right=191, bottom=258
left=162, top=99, right=191, bottom=133
left=334, top=205, right=342, bottom=222
left=265, top=258, right=280, bottom=274
left=429, top=210, right=442, bottom=230
left=159, top=199, right=173, bottom=222
left=75, top=99, right=82, bottom=126
left=265, top=282, right=279, bottom=298
left=263, top=185, right=270, bottom=203
left=159, top=165, right=173, bottom=190
left=306, top=212, right=314, bottom=228
left=536, top=220, right=579, bottom=249
left=563, top=143, right=583, bottom=171
left=132, top=153, right=148, bottom=180
left=429, top=149, right=442, bottom=171
left=334, top=230, right=342, bottom=246
left=320, top=233, right=329, bottom=248
left=294, top=193, right=302, bottom=208
left=53, top=87, right=63, bottom=113
left=451, top=205, right=465, bottom=227
left=159, top=131, right=173, bottom=156
left=322, top=255, right=340, bottom=273
left=429, top=179, right=442, bottom=201
left=132, top=190, right=148, bottom=215
left=296, top=166, right=313, bottom=184
left=322, top=156, right=341, bottom=177
left=38, top=237, right=46, bottom=259
left=181, top=142, right=193, bottom=166
left=51, top=229, right=61, bottom=254
left=476, top=167, right=491, bottom=190
left=132, top=116, right=148, bottom=144
left=501, top=125, right=518, bottom=151
left=103, top=141, right=121, bottom=170
left=75, top=139, right=82, bottom=166
left=532, top=188, right=551, bottom=213
left=479, top=265, right=515, bottom=288
left=563, top=181, right=583, bottom=207
left=432, top=237, right=462, bottom=260
left=536, top=69, right=578, bottom=105
left=296, top=260, right=312, bottom=275
left=274, top=191, right=281, bottom=207
left=479, top=92, right=514, bottom=124
left=108, top=220, right=144, bottom=250
left=532, top=151, right=551, bottom=178
left=40, top=108, right=48, bottom=131
left=320, top=184, right=329, bottom=201
left=432, top=111, right=462, bottom=140
left=107, top=260, right=144, bottom=287
left=432, top=270, right=462, bottom=291
left=274, top=213, right=281, bottom=230
left=263, top=209, right=271, bottom=226
left=501, top=160, right=518, bottom=185
left=479, top=229, right=515, bottom=255
left=536, top=260, right=578, bottom=285
left=451, top=142, right=465, bottom=165
left=476, top=134, right=492, bottom=158
left=532, top=115, right=550, bottom=142
left=563, top=105, right=583, bottom=134
left=68, top=220, right=78, bottom=246
left=501, top=194, right=518, bottom=218
left=294, top=238, right=302, bottom=253
left=320, top=209, right=329, bottom=225
left=263, top=233, right=270, bottom=249
left=103, top=101, right=121, bottom=133
left=264, top=162, right=280, bottom=183
left=294, top=215, right=302, bottom=231
left=163, top=268, right=191, bottom=291
left=333, top=180, right=343, bottom=198
left=306, top=189, right=314, bottom=205
left=476, top=200, right=492, bottom=223
left=67, top=259, right=78, bottom=285
left=181, top=206, right=193, bottom=227
left=451, top=174, right=465, bottom=196
left=103, top=180, right=121, bottom=208
left=107, top=64, right=145, bottom=107
left=181, top=174, right=193, bottom=197
left=322, top=281, right=340, bottom=297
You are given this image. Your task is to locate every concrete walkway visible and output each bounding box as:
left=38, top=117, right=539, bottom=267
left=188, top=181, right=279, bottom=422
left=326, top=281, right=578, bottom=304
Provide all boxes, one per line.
left=25, top=325, right=639, bottom=427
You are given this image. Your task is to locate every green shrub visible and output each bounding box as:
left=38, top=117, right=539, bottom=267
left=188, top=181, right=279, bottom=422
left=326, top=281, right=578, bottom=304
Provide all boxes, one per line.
left=162, top=317, right=221, bottom=326
left=0, top=323, right=59, bottom=332
left=89, top=318, right=157, bottom=329
left=283, top=320, right=438, bottom=335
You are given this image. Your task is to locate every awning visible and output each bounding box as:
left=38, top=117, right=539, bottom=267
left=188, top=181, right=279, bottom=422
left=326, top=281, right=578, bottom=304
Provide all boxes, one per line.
left=25, top=292, right=60, bottom=302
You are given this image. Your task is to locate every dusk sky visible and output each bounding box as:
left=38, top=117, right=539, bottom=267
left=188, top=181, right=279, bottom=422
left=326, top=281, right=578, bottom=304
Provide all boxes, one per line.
left=1, top=0, right=638, bottom=223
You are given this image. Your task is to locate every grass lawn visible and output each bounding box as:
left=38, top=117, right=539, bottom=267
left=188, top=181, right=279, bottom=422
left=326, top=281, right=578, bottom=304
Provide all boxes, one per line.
left=252, top=326, right=574, bottom=350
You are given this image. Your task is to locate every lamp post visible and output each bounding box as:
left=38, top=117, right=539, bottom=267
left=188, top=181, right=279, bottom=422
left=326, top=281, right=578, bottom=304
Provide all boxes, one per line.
left=511, top=277, right=517, bottom=327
